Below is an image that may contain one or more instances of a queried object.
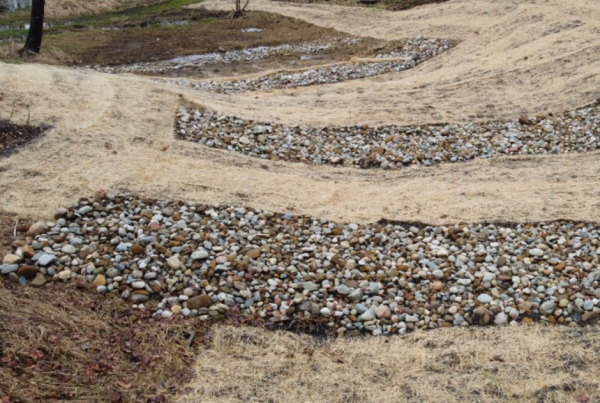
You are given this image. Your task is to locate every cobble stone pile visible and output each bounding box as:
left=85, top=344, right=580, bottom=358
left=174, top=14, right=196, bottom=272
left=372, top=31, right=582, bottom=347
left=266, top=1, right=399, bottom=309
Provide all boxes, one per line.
left=177, top=36, right=453, bottom=93
left=2, top=194, right=600, bottom=335
left=176, top=102, right=600, bottom=169
left=88, top=39, right=349, bottom=75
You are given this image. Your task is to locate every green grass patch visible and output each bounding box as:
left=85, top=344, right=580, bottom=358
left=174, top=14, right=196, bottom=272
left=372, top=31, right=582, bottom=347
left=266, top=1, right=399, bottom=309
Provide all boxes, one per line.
left=0, top=8, right=30, bottom=26
left=66, top=0, right=204, bottom=26
left=0, top=0, right=205, bottom=48
left=0, top=0, right=204, bottom=32
left=136, top=0, right=206, bottom=14
left=0, top=29, right=28, bottom=40
left=0, top=57, right=22, bottom=64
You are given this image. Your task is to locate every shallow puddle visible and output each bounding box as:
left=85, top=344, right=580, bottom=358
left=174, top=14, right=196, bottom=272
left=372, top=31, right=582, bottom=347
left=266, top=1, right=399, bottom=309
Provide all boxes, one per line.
left=241, top=27, right=265, bottom=33
left=0, top=22, right=51, bottom=31
left=100, top=19, right=188, bottom=31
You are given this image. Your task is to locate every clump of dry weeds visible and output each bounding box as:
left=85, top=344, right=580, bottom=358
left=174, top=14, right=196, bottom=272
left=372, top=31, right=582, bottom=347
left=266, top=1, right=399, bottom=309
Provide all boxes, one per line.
left=0, top=42, right=72, bottom=65
left=0, top=278, right=208, bottom=402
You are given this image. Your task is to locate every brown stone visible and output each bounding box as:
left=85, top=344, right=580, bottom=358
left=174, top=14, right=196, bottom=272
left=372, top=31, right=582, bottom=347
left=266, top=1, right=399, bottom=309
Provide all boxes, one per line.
left=53, top=208, right=69, bottom=220
left=521, top=317, right=534, bottom=325
left=17, top=265, right=39, bottom=280
left=246, top=249, right=261, bottom=259
left=154, top=244, right=167, bottom=254
left=131, top=244, right=145, bottom=255
left=519, top=116, right=534, bottom=126
left=30, top=273, right=46, bottom=287
left=96, top=258, right=109, bottom=267
left=496, top=256, right=507, bottom=267
left=345, top=279, right=359, bottom=289
left=92, top=274, right=106, bottom=287
left=94, top=190, right=107, bottom=202
left=369, top=147, right=385, bottom=157
left=375, top=305, right=391, bottom=319
left=21, top=244, right=35, bottom=258
left=26, top=221, right=49, bottom=237
left=149, top=281, right=162, bottom=293
left=187, top=295, right=213, bottom=310
left=472, top=307, right=491, bottom=325
left=582, top=311, right=600, bottom=323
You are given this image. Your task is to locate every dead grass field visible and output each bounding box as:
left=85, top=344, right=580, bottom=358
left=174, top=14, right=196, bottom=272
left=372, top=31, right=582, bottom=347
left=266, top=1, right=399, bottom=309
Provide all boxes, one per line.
left=1, top=61, right=600, bottom=226
left=2, top=0, right=600, bottom=401
left=178, top=325, right=600, bottom=403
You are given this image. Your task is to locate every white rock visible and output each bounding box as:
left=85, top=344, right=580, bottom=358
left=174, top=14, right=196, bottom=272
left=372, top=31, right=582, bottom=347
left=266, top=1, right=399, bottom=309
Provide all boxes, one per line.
left=167, top=256, right=181, bottom=270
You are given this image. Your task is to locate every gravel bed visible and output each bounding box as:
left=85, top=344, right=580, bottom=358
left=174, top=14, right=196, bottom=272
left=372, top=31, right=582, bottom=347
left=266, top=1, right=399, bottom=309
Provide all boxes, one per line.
left=87, top=38, right=355, bottom=75
left=176, top=101, right=600, bottom=169
left=171, top=36, right=453, bottom=93
left=2, top=194, right=600, bottom=336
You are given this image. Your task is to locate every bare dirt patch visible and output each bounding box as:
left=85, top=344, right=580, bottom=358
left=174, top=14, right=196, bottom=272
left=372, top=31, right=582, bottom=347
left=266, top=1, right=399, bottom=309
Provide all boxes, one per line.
left=273, top=0, right=449, bottom=11
left=43, top=9, right=392, bottom=79
left=0, top=119, right=47, bottom=158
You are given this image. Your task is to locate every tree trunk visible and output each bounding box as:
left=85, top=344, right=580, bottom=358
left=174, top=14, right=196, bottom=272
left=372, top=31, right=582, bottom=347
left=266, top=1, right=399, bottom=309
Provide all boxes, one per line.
left=20, top=0, right=45, bottom=54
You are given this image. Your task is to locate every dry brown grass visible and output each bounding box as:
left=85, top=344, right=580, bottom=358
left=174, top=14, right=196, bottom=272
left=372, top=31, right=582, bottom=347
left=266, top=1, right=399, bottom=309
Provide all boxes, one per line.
left=0, top=260, right=206, bottom=403
left=178, top=324, right=600, bottom=403
left=2, top=0, right=600, bottom=225
left=0, top=211, right=24, bottom=257
left=0, top=42, right=72, bottom=65
left=2, top=65, right=600, bottom=226
left=45, top=0, right=181, bottom=19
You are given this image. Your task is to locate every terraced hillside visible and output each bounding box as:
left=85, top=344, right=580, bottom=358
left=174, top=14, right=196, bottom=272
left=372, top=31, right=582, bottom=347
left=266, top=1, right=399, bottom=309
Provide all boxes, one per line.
left=1, top=0, right=600, bottom=402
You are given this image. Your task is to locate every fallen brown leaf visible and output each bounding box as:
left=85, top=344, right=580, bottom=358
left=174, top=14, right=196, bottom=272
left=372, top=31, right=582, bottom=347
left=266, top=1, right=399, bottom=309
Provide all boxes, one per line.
left=118, top=378, right=132, bottom=389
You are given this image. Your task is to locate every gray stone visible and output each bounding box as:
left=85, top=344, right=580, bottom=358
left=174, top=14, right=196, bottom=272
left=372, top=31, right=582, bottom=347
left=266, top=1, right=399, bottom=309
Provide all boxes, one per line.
left=347, top=288, right=363, bottom=302
left=529, top=248, right=544, bottom=257
left=301, top=282, right=319, bottom=292
left=477, top=294, right=493, bottom=304
left=61, top=244, right=77, bottom=254
left=358, top=306, right=376, bottom=321
left=366, top=282, right=379, bottom=295
left=539, top=300, right=557, bottom=315
left=78, top=206, right=93, bottom=215
left=131, top=294, right=149, bottom=303
left=191, top=250, right=209, bottom=260
left=0, top=264, right=19, bottom=274
left=336, top=285, right=351, bottom=295
left=37, top=254, right=56, bottom=266
left=583, top=300, right=595, bottom=311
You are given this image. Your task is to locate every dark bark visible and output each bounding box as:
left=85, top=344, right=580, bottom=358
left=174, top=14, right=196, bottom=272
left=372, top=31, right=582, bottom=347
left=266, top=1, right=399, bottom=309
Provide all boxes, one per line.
left=20, top=0, right=45, bottom=54
left=233, top=0, right=249, bottom=18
